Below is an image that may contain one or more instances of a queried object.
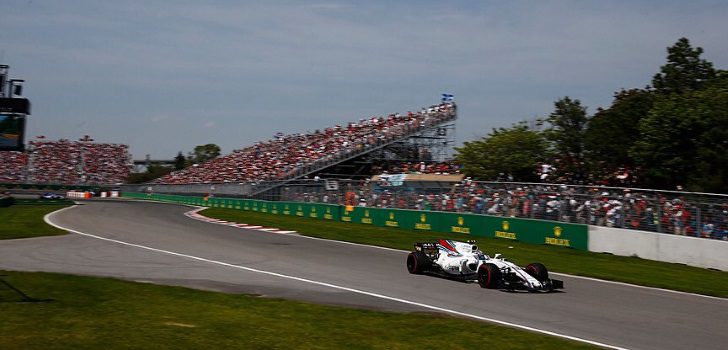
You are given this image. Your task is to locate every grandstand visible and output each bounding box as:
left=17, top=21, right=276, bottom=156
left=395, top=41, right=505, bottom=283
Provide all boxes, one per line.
left=0, top=151, right=27, bottom=182
left=0, top=139, right=132, bottom=185
left=153, top=102, right=457, bottom=196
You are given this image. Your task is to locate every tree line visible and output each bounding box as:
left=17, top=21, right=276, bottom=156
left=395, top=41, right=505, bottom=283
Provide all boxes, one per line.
left=127, top=144, right=221, bottom=183
left=455, top=37, right=727, bottom=193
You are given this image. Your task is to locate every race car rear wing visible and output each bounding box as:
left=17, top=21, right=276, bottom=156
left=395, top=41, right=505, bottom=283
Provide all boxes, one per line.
left=413, top=242, right=436, bottom=251
left=414, top=240, right=477, bottom=252
left=413, top=242, right=438, bottom=259
left=414, top=240, right=479, bottom=259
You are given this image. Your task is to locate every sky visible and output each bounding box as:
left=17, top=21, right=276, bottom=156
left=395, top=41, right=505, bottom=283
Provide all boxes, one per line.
left=2, top=1, right=727, bottom=160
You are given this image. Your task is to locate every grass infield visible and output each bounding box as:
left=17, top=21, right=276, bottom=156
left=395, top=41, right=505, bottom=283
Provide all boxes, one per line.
left=0, top=270, right=599, bottom=350
left=0, top=204, right=70, bottom=240
left=201, top=208, right=728, bottom=298
left=0, top=203, right=722, bottom=348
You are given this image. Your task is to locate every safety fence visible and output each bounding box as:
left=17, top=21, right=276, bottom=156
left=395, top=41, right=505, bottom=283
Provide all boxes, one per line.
left=123, top=192, right=589, bottom=250
left=122, top=178, right=728, bottom=240
left=238, top=179, right=728, bottom=240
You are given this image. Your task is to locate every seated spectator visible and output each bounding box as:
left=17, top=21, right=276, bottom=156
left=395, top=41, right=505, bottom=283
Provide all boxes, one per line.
left=21, top=139, right=132, bottom=185
left=154, top=102, right=457, bottom=184
left=0, top=151, right=28, bottom=182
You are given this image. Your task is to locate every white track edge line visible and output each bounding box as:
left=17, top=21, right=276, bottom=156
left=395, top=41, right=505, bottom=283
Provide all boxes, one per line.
left=92, top=201, right=727, bottom=301
left=547, top=272, right=726, bottom=301
left=186, top=209, right=728, bottom=301
left=43, top=207, right=627, bottom=350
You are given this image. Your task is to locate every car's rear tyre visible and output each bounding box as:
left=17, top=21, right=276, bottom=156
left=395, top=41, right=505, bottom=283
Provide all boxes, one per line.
left=525, top=262, right=549, bottom=281
left=406, top=251, right=429, bottom=274
left=477, top=263, right=501, bottom=289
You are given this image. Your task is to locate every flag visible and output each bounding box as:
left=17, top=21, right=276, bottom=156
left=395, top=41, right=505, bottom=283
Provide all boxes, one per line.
left=441, top=93, right=454, bottom=102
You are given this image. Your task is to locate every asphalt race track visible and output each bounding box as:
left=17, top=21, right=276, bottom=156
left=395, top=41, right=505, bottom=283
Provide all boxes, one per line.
left=1, top=200, right=726, bottom=350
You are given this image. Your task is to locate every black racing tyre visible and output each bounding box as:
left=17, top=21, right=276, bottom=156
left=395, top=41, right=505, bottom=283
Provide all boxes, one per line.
left=525, top=262, right=549, bottom=281
left=477, top=263, right=501, bottom=289
left=406, top=251, right=429, bottom=274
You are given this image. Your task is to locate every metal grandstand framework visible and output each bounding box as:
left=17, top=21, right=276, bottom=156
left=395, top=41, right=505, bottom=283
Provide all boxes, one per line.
left=249, top=112, right=457, bottom=197
left=366, top=120, right=456, bottom=163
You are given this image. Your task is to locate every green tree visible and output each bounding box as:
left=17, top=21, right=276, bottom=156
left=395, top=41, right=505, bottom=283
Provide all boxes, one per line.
left=454, top=124, right=550, bottom=181
left=584, top=89, right=654, bottom=180
left=691, top=72, right=728, bottom=191
left=127, top=163, right=174, bottom=184
left=631, top=72, right=728, bottom=191
left=187, top=144, right=221, bottom=164
left=174, top=152, right=186, bottom=170
left=652, top=37, right=716, bottom=94
left=544, top=97, right=589, bottom=182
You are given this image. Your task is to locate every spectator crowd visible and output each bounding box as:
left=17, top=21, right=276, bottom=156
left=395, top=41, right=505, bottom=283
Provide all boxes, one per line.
left=285, top=178, right=728, bottom=241
left=0, top=139, right=132, bottom=185
left=0, top=151, right=27, bottom=182
left=154, top=103, right=457, bottom=184
left=372, top=161, right=461, bottom=176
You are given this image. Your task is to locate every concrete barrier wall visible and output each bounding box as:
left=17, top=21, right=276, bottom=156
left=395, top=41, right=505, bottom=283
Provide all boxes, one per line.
left=589, top=226, right=728, bottom=271
left=121, top=183, right=253, bottom=196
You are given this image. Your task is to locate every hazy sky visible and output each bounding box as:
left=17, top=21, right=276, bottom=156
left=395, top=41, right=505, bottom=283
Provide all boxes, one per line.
left=2, top=1, right=726, bottom=159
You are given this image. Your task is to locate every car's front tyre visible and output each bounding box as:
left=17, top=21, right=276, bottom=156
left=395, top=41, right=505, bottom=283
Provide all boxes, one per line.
left=525, top=262, right=549, bottom=281
left=477, top=263, right=501, bottom=289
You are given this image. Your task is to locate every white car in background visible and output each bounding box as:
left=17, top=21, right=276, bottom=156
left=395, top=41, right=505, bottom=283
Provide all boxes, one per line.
left=406, top=239, right=563, bottom=292
left=39, top=192, right=64, bottom=200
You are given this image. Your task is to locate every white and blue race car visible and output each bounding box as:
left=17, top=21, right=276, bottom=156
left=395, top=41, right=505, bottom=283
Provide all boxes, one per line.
left=406, top=239, right=563, bottom=292
left=39, top=192, right=64, bottom=200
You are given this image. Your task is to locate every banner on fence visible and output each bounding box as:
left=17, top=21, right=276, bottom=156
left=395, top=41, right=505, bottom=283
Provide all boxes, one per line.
left=121, top=192, right=588, bottom=250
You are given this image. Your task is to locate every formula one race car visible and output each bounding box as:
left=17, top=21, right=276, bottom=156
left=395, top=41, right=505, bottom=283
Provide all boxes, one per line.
left=39, top=192, right=64, bottom=200
left=406, top=239, right=563, bottom=292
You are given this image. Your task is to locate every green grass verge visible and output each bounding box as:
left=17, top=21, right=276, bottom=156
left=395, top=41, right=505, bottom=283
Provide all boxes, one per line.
left=0, top=205, right=70, bottom=240
left=0, top=270, right=598, bottom=350
left=202, top=208, right=728, bottom=298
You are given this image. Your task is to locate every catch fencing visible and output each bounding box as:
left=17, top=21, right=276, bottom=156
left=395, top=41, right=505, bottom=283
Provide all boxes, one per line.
left=124, top=178, right=728, bottom=240
left=123, top=192, right=588, bottom=250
